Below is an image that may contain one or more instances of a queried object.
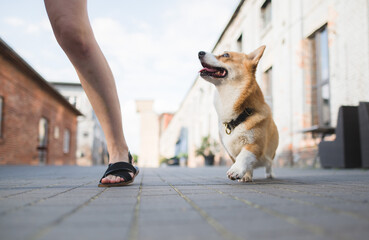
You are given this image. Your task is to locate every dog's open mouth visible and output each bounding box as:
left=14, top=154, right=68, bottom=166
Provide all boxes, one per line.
left=199, top=63, right=227, bottom=78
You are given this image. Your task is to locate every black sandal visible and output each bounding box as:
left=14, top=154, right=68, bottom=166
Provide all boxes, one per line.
left=98, top=152, right=139, bottom=187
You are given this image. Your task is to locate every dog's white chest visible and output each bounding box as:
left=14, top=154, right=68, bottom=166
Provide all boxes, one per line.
left=213, top=85, right=255, bottom=158
left=218, top=121, right=255, bottom=159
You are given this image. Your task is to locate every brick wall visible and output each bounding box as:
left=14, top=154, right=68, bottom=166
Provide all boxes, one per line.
left=0, top=54, right=78, bottom=165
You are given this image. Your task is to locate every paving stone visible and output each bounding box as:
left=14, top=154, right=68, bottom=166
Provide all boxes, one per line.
left=0, top=166, right=369, bottom=240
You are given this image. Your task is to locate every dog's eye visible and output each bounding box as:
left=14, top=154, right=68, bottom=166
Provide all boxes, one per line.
left=221, top=53, right=230, bottom=58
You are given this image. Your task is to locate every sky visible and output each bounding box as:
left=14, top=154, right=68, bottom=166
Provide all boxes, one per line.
left=0, top=0, right=240, bottom=154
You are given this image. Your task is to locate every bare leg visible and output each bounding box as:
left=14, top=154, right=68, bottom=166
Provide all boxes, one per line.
left=44, top=0, right=132, bottom=183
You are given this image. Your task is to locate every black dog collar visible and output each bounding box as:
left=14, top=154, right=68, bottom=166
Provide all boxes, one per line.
left=223, top=108, right=253, bottom=135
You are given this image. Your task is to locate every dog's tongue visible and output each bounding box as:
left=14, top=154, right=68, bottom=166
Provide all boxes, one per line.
left=200, top=67, right=217, bottom=73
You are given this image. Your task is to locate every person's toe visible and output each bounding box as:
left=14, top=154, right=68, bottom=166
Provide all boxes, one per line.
left=101, top=177, right=109, bottom=184
left=109, top=177, right=115, bottom=183
left=114, top=176, right=121, bottom=183
left=101, top=173, right=134, bottom=184
left=104, top=176, right=113, bottom=183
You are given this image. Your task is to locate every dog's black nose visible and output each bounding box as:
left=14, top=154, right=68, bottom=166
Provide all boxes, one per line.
left=198, top=51, right=206, bottom=58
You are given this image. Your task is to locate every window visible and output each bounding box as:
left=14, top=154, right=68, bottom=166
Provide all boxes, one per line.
left=38, top=118, right=49, bottom=164
left=75, top=96, right=81, bottom=110
left=263, top=67, right=273, bottom=111
left=63, top=129, right=70, bottom=153
left=68, top=96, right=77, bottom=107
left=38, top=118, right=48, bottom=147
left=310, top=26, right=331, bottom=126
left=237, top=34, right=243, bottom=52
left=261, top=0, right=272, bottom=29
left=0, top=96, right=3, bottom=137
left=54, top=126, right=59, bottom=139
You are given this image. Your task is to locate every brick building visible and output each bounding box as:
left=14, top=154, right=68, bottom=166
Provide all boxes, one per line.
left=0, top=38, right=81, bottom=165
left=158, top=0, right=369, bottom=167
left=51, top=82, right=108, bottom=166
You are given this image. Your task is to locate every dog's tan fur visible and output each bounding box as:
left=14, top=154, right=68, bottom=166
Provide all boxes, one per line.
left=199, top=46, right=279, bottom=182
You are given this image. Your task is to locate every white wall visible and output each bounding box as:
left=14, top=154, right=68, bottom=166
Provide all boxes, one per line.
left=136, top=100, right=160, bottom=167
left=160, top=0, right=369, bottom=166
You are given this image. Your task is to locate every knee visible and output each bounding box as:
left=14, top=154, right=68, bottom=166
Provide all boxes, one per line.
left=51, top=17, right=92, bottom=58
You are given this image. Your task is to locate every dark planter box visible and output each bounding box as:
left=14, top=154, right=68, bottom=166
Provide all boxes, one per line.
left=204, top=155, right=214, bottom=166
left=319, top=106, right=362, bottom=168
left=359, top=102, right=369, bottom=168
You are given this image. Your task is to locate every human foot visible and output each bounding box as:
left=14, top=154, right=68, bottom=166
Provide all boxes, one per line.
left=100, top=174, right=132, bottom=184
left=99, top=152, right=137, bottom=186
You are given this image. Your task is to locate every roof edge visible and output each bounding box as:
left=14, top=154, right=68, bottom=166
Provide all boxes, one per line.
left=163, top=0, right=246, bottom=134
left=212, top=0, right=245, bottom=52
left=0, top=37, right=82, bottom=116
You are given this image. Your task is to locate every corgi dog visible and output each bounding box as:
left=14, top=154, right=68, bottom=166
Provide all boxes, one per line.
left=198, top=46, right=279, bottom=182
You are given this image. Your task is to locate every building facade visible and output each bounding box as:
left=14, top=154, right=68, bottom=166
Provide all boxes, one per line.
left=0, top=38, right=81, bottom=165
left=159, top=80, right=227, bottom=167
left=51, top=82, right=108, bottom=166
left=159, top=0, right=369, bottom=167
left=136, top=100, right=160, bottom=167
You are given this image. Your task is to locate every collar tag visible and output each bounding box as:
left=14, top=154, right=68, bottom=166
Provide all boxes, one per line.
left=222, top=108, right=253, bottom=135
left=223, top=123, right=232, bottom=135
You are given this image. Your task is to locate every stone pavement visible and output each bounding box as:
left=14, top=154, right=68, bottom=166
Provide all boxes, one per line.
left=0, top=166, right=369, bottom=240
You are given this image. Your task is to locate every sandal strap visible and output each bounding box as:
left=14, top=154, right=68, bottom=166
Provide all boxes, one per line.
left=104, top=162, right=137, bottom=174
left=99, top=152, right=138, bottom=183
left=100, top=162, right=138, bottom=183
left=103, top=162, right=137, bottom=177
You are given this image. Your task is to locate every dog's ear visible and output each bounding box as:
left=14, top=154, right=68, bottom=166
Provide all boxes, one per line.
left=247, top=45, right=266, bottom=66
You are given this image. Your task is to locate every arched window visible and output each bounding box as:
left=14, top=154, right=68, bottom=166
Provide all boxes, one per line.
left=38, top=118, right=49, bottom=164
left=63, top=129, right=70, bottom=154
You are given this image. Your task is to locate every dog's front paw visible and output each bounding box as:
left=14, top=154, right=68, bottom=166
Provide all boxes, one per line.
left=238, top=172, right=253, bottom=182
left=227, top=163, right=247, bottom=181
